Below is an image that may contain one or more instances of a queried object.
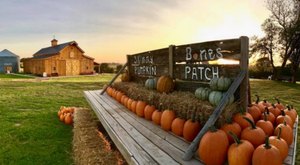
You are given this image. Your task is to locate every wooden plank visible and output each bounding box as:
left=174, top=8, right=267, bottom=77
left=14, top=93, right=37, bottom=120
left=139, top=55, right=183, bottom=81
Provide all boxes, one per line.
left=169, top=45, right=175, bottom=78
left=97, top=90, right=190, bottom=152
left=91, top=91, right=200, bottom=164
left=239, top=36, right=249, bottom=110
left=174, top=64, right=240, bottom=82
left=100, top=62, right=127, bottom=95
left=174, top=38, right=241, bottom=62
left=183, top=70, right=246, bottom=160
left=89, top=91, right=179, bottom=165
left=84, top=91, right=156, bottom=165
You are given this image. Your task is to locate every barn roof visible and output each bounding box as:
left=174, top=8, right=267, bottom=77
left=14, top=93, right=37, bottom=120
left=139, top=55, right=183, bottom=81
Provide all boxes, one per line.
left=0, top=49, right=19, bottom=57
left=33, top=41, right=84, bottom=58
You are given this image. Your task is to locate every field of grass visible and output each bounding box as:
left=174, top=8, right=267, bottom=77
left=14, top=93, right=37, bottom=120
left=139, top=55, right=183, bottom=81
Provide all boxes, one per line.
left=0, top=74, right=299, bottom=164
left=0, top=74, right=113, bottom=165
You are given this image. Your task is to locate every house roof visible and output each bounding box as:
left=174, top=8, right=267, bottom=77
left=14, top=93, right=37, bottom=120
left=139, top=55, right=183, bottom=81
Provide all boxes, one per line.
left=33, top=41, right=84, bottom=58
left=0, top=49, right=19, bottom=57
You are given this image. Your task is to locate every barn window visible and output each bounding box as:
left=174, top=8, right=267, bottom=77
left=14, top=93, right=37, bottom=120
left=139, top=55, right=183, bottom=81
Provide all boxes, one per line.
left=86, top=66, right=89, bottom=70
left=53, top=67, right=56, bottom=71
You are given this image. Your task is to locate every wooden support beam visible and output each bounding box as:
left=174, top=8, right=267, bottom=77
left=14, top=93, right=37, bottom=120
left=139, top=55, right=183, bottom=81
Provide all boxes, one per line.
left=100, top=62, right=128, bottom=95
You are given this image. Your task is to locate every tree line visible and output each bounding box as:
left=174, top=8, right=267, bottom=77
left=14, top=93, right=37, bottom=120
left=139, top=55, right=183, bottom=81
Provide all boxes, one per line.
left=251, top=0, right=300, bottom=83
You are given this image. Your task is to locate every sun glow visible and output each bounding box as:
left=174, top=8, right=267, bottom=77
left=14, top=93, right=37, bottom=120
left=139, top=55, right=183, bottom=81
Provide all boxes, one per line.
left=209, top=58, right=239, bottom=65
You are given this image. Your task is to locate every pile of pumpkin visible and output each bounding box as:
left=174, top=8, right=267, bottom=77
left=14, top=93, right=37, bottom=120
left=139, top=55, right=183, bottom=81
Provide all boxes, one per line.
left=199, top=96, right=297, bottom=165
left=106, top=86, right=201, bottom=142
left=57, top=106, right=75, bottom=125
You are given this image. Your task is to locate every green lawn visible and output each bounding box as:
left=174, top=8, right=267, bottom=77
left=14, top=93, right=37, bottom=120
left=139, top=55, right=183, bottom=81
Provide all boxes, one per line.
left=0, top=75, right=299, bottom=164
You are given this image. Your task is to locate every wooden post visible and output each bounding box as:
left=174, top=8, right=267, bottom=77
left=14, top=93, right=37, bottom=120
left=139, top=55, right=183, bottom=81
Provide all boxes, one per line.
left=100, top=62, right=128, bottom=95
left=240, top=36, right=249, bottom=109
left=183, top=70, right=246, bottom=160
left=169, top=45, right=175, bottom=78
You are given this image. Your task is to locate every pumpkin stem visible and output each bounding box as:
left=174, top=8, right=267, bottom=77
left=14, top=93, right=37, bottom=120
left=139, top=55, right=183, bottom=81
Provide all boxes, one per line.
left=209, top=126, right=218, bottom=132
left=228, top=131, right=241, bottom=145
left=263, top=111, right=268, bottom=121
left=277, top=127, right=282, bottom=140
left=280, top=110, right=286, bottom=116
left=271, top=103, right=276, bottom=108
left=225, top=117, right=233, bottom=124
left=275, top=97, right=280, bottom=104
left=255, top=95, right=260, bottom=104
left=286, top=105, right=291, bottom=111
left=265, top=107, right=270, bottom=114
left=263, top=99, right=267, bottom=103
left=243, top=116, right=256, bottom=129
left=263, top=136, right=272, bottom=149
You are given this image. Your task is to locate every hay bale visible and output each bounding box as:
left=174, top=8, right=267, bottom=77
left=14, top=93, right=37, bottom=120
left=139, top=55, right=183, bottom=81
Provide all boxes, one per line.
left=73, top=108, right=125, bottom=165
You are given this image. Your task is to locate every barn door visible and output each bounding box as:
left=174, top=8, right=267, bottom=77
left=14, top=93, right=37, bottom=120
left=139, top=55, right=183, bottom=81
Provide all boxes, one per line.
left=66, top=60, right=80, bottom=76
left=4, top=66, right=12, bottom=73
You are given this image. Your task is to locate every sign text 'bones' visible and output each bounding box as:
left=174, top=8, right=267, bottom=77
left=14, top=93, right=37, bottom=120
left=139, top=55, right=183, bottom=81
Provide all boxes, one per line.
left=186, top=47, right=223, bottom=61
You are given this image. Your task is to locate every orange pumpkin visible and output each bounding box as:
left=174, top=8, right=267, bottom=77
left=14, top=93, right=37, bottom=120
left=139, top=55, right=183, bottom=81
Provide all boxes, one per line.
left=256, top=112, right=274, bottom=136
left=144, top=105, right=156, bottom=120
left=227, top=132, right=254, bottom=165
left=130, top=100, right=137, bottom=113
left=126, top=98, right=133, bottom=109
left=274, top=122, right=293, bottom=146
left=135, top=101, right=147, bottom=117
left=269, top=127, right=289, bottom=161
left=233, top=112, right=254, bottom=129
left=284, top=105, right=297, bottom=124
left=268, top=104, right=281, bottom=118
left=241, top=117, right=265, bottom=148
left=252, top=137, right=282, bottom=165
left=198, top=128, right=229, bottom=165
left=152, top=109, right=162, bottom=125
left=156, top=75, right=174, bottom=93
left=220, top=121, right=242, bottom=144
left=248, top=105, right=261, bottom=122
left=260, top=107, right=275, bottom=124
left=59, top=113, right=65, bottom=122
left=274, top=97, right=285, bottom=110
left=182, top=117, right=201, bottom=142
left=171, top=117, right=185, bottom=136
left=252, top=95, right=265, bottom=113
left=64, top=113, right=73, bottom=125
left=160, top=109, right=176, bottom=131
left=116, top=91, right=124, bottom=103
left=276, top=110, right=293, bottom=127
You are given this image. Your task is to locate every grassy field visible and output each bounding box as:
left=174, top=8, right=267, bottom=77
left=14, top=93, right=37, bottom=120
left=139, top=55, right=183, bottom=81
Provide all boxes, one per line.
left=0, top=74, right=299, bottom=164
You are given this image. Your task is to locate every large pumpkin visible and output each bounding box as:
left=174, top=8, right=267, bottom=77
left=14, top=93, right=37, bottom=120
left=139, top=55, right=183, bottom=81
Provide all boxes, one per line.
left=220, top=121, right=242, bottom=144
left=195, top=87, right=211, bottom=100
left=269, top=127, right=289, bottom=161
left=252, top=137, right=282, bottom=165
left=156, top=76, right=174, bottom=93
left=256, top=112, right=274, bottom=136
left=227, top=132, right=254, bottom=165
left=198, top=128, right=229, bottom=165
left=240, top=117, right=265, bottom=148
left=183, top=118, right=201, bottom=142
left=233, top=111, right=254, bottom=129
left=171, top=117, right=185, bottom=136
left=209, top=76, right=232, bottom=91
left=160, top=109, right=176, bottom=131
left=145, top=78, right=157, bottom=90
left=208, top=91, right=222, bottom=106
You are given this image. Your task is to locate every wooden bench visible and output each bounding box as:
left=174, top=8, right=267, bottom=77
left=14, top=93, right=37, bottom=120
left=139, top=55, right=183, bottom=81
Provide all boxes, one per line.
left=84, top=89, right=298, bottom=165
left=84, top=90, right=201, bottom=165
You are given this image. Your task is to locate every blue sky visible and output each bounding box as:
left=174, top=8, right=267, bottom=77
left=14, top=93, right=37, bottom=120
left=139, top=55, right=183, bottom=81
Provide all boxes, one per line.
left=0, top=0, right=269, bottom=63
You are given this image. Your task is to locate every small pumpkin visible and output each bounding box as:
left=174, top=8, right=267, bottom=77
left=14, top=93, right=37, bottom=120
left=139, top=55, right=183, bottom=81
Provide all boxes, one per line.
left=171, top=117, right=186, bottom=136
left=269, top=127, right=289, bottom=161
left=144, top=105, right=156, bottom=120
left=274, top=122, right=293, bottom=146
left=227, top=131, right=254, bottom=165
left=145, top=78, right=157, bottom=90
left=276, top=110, right=293, bottom=127
left=195, top=87, right=211, bottom=100
left=233, top=109, right=254, bottom=129
left=152, top=109, right=162, bottom=125
left=156, top=75, right=174, bottom=93
left=160, top=109, right=176, bottom=131
left=252, top=136, right=282, bottom=165
left=198, top=127, right=229, bottom=165
left=256, top=112, right=274, bottom=136
left=64, top=113, right=73, bottom=125
left=208, top=91, right=234, bottom=106
left=183, top=112, right=201, bottom=142
left=284, top=105, right=297, bottom=124
left=248, top=105, right=261, bottom=122
left=252, top=95, right=266, bottom=113
left=274, top=97, right=285, bottom=110
left=136, top=101, right=147, bottom=117
left=130, top=100, right=137, bottom=113
left=260, top=107, right=275, bottom=124
left=240, top=117, right=265, bottom=148
left=220, top=119, right=242, bottom=144
left=268, top=104, right=281, bottom=118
